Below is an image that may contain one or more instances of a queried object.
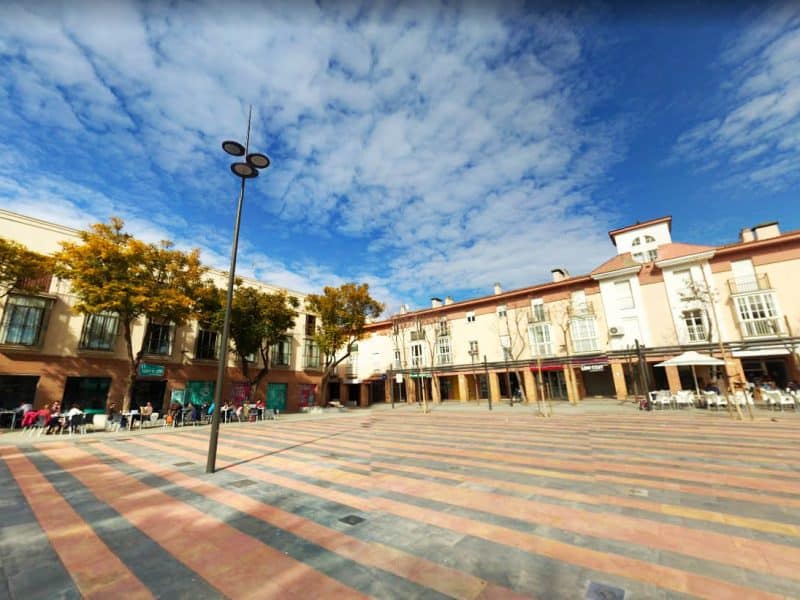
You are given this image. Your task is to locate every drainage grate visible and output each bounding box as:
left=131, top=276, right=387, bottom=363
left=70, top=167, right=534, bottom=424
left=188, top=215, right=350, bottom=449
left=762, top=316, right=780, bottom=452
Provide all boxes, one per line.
left=229, top=479, right=256, bottom=488
left=586, top=581, right=625, bottom=600
left=114, top=438, right=132, bottom=442
left=628, top=488, right=648, bottom=498
left=339, top=515, right=365, bottom=526
left=174, top=462, right=194, bottom=467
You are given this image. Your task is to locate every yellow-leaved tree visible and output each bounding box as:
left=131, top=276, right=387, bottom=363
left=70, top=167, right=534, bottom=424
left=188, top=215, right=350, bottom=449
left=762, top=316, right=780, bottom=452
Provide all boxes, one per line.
left=305, top=283, right=384, bottom=406
left=0, top=238, right=52, bottom=296
left=54, top=218, right=209, bottom=411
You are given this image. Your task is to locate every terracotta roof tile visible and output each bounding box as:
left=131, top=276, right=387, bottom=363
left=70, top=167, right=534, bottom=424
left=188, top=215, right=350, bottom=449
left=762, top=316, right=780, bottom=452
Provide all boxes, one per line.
left=656, top=242, right=715, bottom=261
left=591, top=253, right=640, bottom=275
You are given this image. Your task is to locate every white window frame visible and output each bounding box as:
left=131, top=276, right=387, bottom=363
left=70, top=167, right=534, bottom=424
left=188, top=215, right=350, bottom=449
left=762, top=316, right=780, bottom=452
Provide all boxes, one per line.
left=436, top=335, right=452, bottom=365
left=468, top=340, right=479, bottom=358
left=735, top=293, right=781, bottom=337
left=614, top=280, right=634, bottom=310
left=303, top=338, right=320, bottom=369
left=271, top=336, right=292, bottom=367
left=466, top=311, right=475, bottom=323
left=528, top=323, right=553, bottom=356
left=682, top=309, right=707, bottom=343
left=531, top=298, right=546, bottom=322
left=393, top=348, right=402, bottom=369
left=143, top=320, right=175, bottom=356
left=410, top=342, right=424, bottom=367
left=195, top=327, right=220, bottom=360
left=497, top=304, right=507, bottom=318
left=570, top=317, right=598, bottom=353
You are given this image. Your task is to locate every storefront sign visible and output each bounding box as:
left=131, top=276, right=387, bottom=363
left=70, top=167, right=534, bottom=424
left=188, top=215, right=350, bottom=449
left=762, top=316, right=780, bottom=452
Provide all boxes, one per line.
left=581, top=364, right=605, bottom=372
left=409, top=373, right=432, bottom=379
left=138, top=363, right=165, bottom=377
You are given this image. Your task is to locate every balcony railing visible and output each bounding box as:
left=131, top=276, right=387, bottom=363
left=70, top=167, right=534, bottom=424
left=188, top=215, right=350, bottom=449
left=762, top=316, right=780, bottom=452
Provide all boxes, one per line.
left=568, top=301, right=594, bottom=317
left=740, top=317, right=784, bottom=338
left=436, top=324, right=450, bottom=337
left=528, top=307, right=550, bottom=323
left=727, top=273, right=771, bottom=295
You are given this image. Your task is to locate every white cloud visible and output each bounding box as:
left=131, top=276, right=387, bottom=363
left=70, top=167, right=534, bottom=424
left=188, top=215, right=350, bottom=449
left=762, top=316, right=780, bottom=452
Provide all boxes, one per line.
left=0, top=0, right=624, bottom=313
left=670, top=4, right=800, bottom=190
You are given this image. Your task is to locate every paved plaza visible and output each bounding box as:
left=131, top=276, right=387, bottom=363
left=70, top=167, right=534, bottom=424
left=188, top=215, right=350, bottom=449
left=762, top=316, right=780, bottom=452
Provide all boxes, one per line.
left=1, top=402, right=799, bottom=599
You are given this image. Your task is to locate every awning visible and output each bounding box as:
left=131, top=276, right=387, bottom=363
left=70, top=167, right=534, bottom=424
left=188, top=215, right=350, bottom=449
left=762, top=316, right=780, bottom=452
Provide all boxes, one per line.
left=732, top=348, right=791, bottom=358
left=530, top=365, right=563, bottom=372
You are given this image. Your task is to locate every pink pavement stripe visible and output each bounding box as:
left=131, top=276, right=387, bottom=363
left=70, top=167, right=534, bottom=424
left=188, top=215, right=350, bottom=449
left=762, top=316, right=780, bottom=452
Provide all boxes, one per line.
left=37, top=444, right=368, bottom=600
left=123, top=434, right=782, bottom=600
left=218, top=426, right=800, bottom=510
left=157, top=431, right=800, bottom=581
left=92, top=441, right=530, bottom=600
left=0, top=447, right=154, bottom=600
left=212, top=437, right=800, bottom=538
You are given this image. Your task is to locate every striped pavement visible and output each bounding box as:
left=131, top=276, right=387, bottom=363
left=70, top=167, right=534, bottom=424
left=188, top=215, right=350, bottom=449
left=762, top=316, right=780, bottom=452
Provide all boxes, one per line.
left=1, top=405, right=799, bottom=599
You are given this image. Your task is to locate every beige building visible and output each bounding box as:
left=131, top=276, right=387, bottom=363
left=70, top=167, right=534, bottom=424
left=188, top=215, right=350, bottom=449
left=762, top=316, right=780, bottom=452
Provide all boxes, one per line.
left=348, top=216, right=800, bottom=407
left=0, top=210, right=322, bottom=414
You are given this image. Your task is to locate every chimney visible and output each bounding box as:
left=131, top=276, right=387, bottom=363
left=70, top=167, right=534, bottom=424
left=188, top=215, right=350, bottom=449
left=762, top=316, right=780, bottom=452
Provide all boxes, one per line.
left=444, top=296, right=454, bottom=305
left=400, top=304, right=409, bottom=315
left=739, top=228, right=755, bottom=243
left=493, top=283, right=502, bottom=295
left=431, top=297, right=442, bottom=308
left=752, top=221, right=780, bottom=241
left=551, top=268, right=569, bottom=282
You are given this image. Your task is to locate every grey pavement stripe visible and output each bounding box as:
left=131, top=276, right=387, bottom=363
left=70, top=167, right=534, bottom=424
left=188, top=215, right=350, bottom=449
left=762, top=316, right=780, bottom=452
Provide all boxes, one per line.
left=372, top=488, right=800, bottom=599
left=22, top=449, right=224, bottom=600
left=84, top=444, right=451, bottom=600
left=0, top=457, right=81, bottom=600
left=183, top=424, right=800, bottom=532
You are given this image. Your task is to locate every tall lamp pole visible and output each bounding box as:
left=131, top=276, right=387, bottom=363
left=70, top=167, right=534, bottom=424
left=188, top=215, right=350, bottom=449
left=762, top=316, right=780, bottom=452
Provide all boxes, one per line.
left=206, top=107, right=271, bottom=474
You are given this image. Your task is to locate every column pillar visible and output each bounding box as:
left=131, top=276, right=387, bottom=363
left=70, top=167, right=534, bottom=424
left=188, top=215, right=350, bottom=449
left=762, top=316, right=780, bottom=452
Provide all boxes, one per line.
left=457, top=374, right=468, bottom=402
left=432, top=376, right=442, bottom=403
left=611, top=362, right=628, bottom=400
left=564, top=366, right=579, bottom=404
left=406, top=377, right=417, bottom=404
left=340, top=382, right=350, bottom=405
left=666, top=365, right=682, bottom=393
left=523, top=369, right=537, bottom=404
left=488, top=371, right=501, bottom=404
left=359, top=383, right=369, bottom=408
left=384, top=377, right=392, bottom=403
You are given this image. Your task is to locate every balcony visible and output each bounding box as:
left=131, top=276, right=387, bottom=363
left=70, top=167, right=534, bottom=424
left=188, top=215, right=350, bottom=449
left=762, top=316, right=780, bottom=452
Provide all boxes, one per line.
left=568, top=301, right=594, bottom=317
left=17, top=273, right=53, bottom=294
left=436, top=324, right=450, bottom=337
left=740, top=317, right=784, bottom=338
left=727, top=273, right=771, bottom=295
left=528, top=307, right=550, bottom=323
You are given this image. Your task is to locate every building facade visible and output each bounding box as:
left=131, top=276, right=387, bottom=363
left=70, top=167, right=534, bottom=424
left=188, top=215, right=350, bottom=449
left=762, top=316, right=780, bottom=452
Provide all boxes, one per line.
left=0, top=210, right=322, bottom=413
left=347, top=216, right=800, bottom=407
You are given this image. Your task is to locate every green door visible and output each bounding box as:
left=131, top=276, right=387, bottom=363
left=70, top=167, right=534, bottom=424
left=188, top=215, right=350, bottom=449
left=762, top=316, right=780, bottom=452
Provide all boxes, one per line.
left=267, top=383, right=287, bottom=411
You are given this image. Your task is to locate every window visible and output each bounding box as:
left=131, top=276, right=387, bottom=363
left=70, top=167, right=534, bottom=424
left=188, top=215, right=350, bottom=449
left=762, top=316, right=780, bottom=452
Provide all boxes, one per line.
left=303, top=339, right=320, bottom=368
left=143, top=321, right=173, bottom=355
left=468, top=340, right=479, bottom=357
left=271, top=337, right=292, bottom=367
left=614, top=280, right=634, bottom=310
left=500, top=334, right=512, bottom=361
left=304, top=314, right=316, bottom=337
left=195, top=328, right=219, bottom=360
left=632, top=237, right=641, bottom=246
left=682, top=310, right=707, bottom=342
left=466, top=311, right=475, bottom=323
left=528, top=323, right=553, bottom=356
left=79, top=311, right=119, bottom=351
left=410, top=342, right=424, bottom=367
left=497, top=305, right=507, bottom=318
left=632, top=236, right=657, bottom=262
left=0, top=295, right=52, bottom=346
left=393, top=348, right=402, bottom=369
left=644, top=235, right=655, bottom=243
left=346, top=348, right=358, bottom=377
left=437, top=317, right=449, bottom=336
left=531, top=299, right=546, bottom=322
left=735, top=294, right=781, bottom=337
left=570, top=317, right=598, bottom=353
left=62, top=377, right=111, bottom=411
left=436, top=335, right=452, bottom=365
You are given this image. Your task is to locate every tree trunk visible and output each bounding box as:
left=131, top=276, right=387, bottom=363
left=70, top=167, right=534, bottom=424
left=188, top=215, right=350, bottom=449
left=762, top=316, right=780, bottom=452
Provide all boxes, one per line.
left=122, top=319, right=139, bottom=412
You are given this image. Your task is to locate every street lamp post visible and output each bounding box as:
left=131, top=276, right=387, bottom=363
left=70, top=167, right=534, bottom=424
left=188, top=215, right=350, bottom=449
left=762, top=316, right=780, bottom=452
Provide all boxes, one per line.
left=206, top=107, right=271, bottom=474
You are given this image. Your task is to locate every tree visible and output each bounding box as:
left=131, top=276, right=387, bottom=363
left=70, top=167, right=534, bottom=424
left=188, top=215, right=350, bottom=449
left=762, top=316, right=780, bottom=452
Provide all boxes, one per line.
left=305, top=283, right=384, bottom=406
left=502, top=303, right=552, bottom=416
left=212, top=285, right=299, bottom=403
left=0, top=238, right=52, bottom=296
left=54, top=218, right=208, bottom=411
left=680, top=274, right=747, bottom=420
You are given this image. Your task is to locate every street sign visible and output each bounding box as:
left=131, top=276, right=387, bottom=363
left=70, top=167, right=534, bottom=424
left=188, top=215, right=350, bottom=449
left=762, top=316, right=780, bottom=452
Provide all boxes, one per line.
left=138, top=363, right=165, bottom=377
left=409, top=373, right=432, bottom=379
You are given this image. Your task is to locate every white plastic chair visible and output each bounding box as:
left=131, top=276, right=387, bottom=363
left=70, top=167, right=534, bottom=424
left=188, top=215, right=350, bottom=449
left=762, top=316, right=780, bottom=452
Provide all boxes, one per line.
left=732, top=390, right=753, bottom=407
left=703, top=390, right=728, bottom=410
left=650, top=390, right=672, bottom=410
left=148, top=412, right=160, bottom=428
left=763, top=389, right=795, bottom=411
left=675, top=390, right=695, bottom=408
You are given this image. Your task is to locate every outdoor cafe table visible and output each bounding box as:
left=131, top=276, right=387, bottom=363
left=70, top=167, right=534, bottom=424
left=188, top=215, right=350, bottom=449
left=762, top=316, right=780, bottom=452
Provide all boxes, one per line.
left=0, top=409, right=18, bottom=429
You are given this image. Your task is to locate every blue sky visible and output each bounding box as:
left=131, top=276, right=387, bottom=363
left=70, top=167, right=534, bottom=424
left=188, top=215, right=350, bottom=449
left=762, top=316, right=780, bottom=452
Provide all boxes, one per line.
left=1, top=1, right=798, bottom=314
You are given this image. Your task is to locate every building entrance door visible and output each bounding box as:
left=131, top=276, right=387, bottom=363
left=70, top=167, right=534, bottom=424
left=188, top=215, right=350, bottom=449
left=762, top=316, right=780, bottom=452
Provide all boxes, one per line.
left=133, top=379, right=167, bottom=412
left=267, top=383, right=287, bottom=411
left=543, top=371, right=568, bottom=400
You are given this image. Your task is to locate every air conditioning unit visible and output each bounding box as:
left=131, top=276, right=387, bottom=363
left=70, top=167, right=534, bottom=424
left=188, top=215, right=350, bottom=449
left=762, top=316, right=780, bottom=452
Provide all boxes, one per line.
left=609, top=326, right=624, bottom=337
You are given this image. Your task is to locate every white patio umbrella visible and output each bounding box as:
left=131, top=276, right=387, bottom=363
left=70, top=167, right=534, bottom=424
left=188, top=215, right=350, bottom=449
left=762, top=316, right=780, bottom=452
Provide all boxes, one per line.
left=654, top=351, right=725, bottom=394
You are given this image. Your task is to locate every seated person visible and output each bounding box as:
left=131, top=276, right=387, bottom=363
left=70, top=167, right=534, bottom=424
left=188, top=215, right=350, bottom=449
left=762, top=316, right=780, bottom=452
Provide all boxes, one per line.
left=140, top=402, right=154, bottom=417
left=65, top=404, right=84, bottom=432
left=189, top=403, right=199, bottom=423
left=704, top=380, right=720, bottom=394
left=46, top=403, right=65, bottom=434
left=22, top=404, right=46, bottom=428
